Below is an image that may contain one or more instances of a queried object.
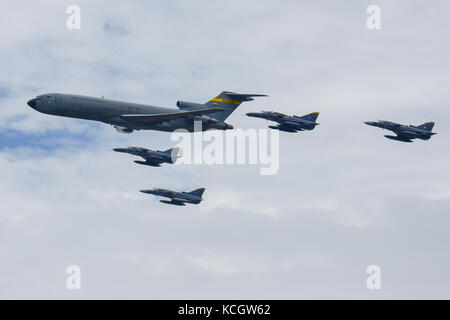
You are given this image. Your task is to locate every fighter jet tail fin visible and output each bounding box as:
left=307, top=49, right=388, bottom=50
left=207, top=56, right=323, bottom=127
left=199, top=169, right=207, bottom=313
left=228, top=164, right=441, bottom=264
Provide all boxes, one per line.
left=204, top=91, right=267, bottom=121
left=162, top=146, right=181, bottom=155
left=294, top=112, right=320, bottom=122
left=188, top=188, right=206, bottom=197
left=162, top=146, right=181, bottom=163
left=416, top=122, right=435, bottom=132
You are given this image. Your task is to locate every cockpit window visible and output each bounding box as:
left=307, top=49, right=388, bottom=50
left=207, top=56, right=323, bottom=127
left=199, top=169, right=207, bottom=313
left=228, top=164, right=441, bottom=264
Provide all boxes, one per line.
left=36, top=95, right=52, bottom=100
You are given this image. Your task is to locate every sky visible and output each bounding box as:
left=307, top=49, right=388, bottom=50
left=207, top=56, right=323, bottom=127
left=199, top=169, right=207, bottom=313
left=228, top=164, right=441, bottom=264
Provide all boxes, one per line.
left=0, top=0, right=450, bottom=299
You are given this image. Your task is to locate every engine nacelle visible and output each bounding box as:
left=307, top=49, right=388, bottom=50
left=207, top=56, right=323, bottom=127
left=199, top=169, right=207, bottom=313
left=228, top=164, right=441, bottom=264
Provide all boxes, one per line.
left=176, top=101, right=205, bottom=110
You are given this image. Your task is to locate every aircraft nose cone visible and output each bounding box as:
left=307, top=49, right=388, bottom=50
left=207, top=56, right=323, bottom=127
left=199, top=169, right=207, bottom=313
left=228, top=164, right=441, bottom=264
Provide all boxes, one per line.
left=27, top=99, right=36, bottom=109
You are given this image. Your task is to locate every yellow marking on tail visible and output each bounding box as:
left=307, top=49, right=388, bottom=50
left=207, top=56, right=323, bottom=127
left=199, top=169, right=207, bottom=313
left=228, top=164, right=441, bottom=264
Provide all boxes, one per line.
left=210, top=98, right=241, bottom=105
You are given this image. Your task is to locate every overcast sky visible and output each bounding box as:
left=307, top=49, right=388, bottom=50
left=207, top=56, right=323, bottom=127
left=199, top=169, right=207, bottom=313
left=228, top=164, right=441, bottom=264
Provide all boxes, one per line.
left=1, top=0, right=450, bottom=299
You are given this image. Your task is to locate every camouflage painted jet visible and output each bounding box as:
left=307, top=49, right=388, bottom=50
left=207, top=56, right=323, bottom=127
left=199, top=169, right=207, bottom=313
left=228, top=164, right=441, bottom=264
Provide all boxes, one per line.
left=246, top=111, right=320, bottom=132
left=140, top=187, right=205, bottom=206
left=113, top=146, right=181, bottom=167
left=364, top=120, right=437, bottom=142
left=27, top=91, right=266, bottom=134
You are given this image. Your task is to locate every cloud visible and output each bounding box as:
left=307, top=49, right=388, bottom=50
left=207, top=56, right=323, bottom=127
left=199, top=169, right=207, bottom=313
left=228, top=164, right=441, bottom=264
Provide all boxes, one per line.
left=0, top=0, right=450, bottom=299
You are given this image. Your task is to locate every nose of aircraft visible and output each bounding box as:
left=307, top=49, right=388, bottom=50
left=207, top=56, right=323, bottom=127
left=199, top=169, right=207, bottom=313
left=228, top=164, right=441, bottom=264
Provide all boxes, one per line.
left=27, top=99, right=36, bottom=109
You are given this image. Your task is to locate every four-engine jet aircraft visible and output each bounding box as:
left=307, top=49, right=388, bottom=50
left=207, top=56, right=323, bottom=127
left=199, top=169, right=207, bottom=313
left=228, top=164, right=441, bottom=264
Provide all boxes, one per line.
left=113, top=146, right=181, bottom=167
left=246, top=111, right=320, bottom=132
left=140, top=187, right=205, bottom=206
left=27, top=92, right=266, bottom=134
left=364, top=120, right=437, bottom=142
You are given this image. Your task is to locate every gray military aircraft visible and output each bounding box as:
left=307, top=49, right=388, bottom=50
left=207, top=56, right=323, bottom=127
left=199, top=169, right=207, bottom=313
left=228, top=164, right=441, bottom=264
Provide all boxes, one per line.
left=27, top=92, right=266, bottom=133
left=140, top=187, right=205, bottom=206
left=246, top=111, right=320, bottom=132
left=364, top=120, right=437, bottom=142
left=113, top=146, right=181, bottom=167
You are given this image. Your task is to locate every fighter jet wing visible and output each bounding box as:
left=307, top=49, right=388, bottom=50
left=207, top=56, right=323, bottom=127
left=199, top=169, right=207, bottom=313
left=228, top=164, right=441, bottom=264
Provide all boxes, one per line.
left=120, top=108, right=225, bottom=123
left=274, top=124, right=300, bottom=132
left=142, top=158, right=165, bottom=166
left=160, top=199, right=186, bottom=206
left=278, top=121, right=304, bottom=131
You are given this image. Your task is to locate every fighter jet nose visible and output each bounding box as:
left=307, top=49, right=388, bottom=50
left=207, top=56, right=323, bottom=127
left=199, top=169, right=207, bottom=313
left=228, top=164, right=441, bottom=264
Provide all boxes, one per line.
left=27, top=99, right=36, bottom=109
left=226, top=123, right=234, bottom=129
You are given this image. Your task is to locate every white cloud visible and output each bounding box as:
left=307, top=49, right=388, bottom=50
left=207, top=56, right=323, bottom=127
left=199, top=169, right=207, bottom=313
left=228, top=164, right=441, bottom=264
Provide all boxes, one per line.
left=1, top=0, right=450, bottom=299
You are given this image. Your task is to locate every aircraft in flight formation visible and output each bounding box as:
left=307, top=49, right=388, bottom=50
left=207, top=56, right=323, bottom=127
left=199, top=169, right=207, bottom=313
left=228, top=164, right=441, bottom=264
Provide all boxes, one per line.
left=246, top=111, right=320, bottom=132
left=140, top=187, right=205, bottom=206
left=113, top=146, right=181, bottom=167
left=364, top=120, right=437, bottom=142
left=27, top=90, right=437, bottom=205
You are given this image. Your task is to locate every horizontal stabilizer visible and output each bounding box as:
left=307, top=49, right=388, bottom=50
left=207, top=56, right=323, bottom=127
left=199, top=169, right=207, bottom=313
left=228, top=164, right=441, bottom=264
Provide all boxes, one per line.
left=120, top=108, right=224, bottom=122
left=224, top=92, right=268, bottom=101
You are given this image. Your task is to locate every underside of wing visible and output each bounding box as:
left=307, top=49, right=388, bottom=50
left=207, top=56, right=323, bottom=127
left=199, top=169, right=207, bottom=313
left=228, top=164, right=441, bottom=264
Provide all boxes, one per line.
left=384, top=134, right=413, bottom=142
left=143, top=158, right=165, bottom=166
left=160, top=199, right=186, bottom=206
left=396, top=130, right=417, bottom=139
left=120, top=108, right=224, bottom=123
left=282, top=121, right=304, bottom=127
left=269, top=124, right=298, bottom=133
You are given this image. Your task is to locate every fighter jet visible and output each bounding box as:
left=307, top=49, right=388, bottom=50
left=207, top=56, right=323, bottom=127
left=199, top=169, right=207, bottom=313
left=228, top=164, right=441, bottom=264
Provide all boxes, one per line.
left=113, top=146, right=181, bottom=167
left=27, top=92, right=267, bottom=134
left=246, top=111, right=320, bottom=132
left=140, top=187, right=205, bottom=206
left=364, top=120, right=437, bottom=142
